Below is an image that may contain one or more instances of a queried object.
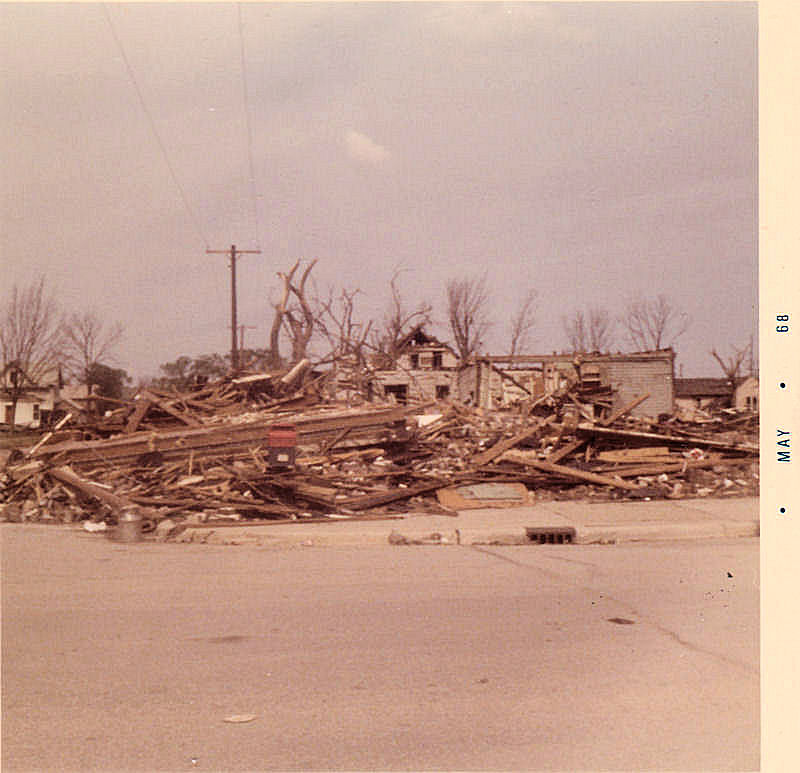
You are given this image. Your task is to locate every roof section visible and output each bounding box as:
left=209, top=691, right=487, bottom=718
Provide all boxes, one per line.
left=674, top=377, right=733, bottom=397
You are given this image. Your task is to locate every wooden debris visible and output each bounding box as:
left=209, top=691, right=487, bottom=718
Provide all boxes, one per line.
left=1, top=367, right=759, bottom=530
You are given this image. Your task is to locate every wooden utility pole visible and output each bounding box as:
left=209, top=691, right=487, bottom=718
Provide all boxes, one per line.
left=238, top=324, right=257, bottom=351
left=206, top=245, right=261, bottom=373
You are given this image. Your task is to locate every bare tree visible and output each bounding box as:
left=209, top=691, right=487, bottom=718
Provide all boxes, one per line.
left=371, top=269, right=432, bottom=367
left=446, top=273, right=491, bottom=363
left=587, top=306, right=614, bottom=351
left=283, top=260, right=317, bottom=364
left=564, top=306, right=615, bottom=352
left=62, top=311, right=123, bottom=396
left=315, top=286, right=373, bottom=367
left=268, top=260, right=318, bottom=368
left=621, top=294, right=689, bottom=351
left=0, top=278, right=63, bottom=431
left=710, top=342, right=752, bottom=385
left=563, top=309, right=588, bottom=353
left=509, top=288, right=537, bottom=360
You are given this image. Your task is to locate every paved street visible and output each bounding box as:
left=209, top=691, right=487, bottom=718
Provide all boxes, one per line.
left=2, top=525, right=759, bottom=771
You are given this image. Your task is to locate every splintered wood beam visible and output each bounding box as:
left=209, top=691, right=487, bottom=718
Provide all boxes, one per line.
left=577, top=423, right=759, bottom=454
left=600, top=393, right=651, bottom=426
left=546, top=438, right=586, bottom=464
left=125, top=399, right=153, bottom=434
left=591, top=459, right=715, bottom=477
left=48, top=466, right=132, bottom=509
left=522, top=459, right=640, bottom=490
left=470, top=416, right=556, bottom=467
left=338, top=479, right=447, bottom=511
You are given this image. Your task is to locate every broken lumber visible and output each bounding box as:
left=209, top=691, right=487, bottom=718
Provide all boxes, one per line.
left=600, top=393, right=651, bottom=426
left=576, top=423, right=759, bottom=454
left=48, top=466, right=133, bottom=510
left=519, top=459, right=640, bottom=490
left=471, top=417, right=555, bottom=467
left=546, top=438, right=586, bottom=464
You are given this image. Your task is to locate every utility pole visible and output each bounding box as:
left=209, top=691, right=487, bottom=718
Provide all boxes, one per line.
left=238, top=324, right=257, bottom=351
left=206, top=244, right=261, bottom=373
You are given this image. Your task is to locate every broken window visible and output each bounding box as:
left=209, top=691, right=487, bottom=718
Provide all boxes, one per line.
left=384, top=384, right=408, bottom=404
left=436, top=385, right=450, bottom=399
left=433, top=351, right=443, bottom=369
left=409, top=354, right=419, bottom=369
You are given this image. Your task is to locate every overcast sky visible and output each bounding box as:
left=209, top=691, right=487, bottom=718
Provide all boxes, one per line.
left=2, top=2, right=758, bottom=380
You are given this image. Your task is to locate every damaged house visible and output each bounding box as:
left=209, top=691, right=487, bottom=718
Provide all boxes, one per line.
left=372, top=327, right=459, bottom=404
left=461, top=350, right=676, bottom=418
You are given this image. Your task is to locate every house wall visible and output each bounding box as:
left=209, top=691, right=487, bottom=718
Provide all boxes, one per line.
left=734, top=377, right=759, bottom=411
left=397, top=347, right=459, bottom=371
left=374, top=369, right=454, bottom=403
left=602, top=357, right=674, bottom=417
left=1, top=388, right=55, bottom=428
left=463, top=352, right=674, bottom=416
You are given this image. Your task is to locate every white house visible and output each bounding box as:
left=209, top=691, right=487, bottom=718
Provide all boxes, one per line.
left=1, top=364, right=60, bottom=429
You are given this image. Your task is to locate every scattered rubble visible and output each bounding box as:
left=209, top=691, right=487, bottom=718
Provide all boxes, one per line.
left=0, top=366, right=759, bottom=535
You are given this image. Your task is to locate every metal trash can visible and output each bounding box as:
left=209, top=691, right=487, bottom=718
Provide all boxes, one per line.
left=115, top=506, right=143, bottom=543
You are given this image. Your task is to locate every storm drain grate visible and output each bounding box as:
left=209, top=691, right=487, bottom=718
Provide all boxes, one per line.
left=525, top=527, right=576, bottom=544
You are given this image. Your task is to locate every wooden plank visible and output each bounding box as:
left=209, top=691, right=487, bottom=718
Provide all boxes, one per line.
left=522, top=460, right=640, bottom=490
left=599, top=393, right=651, bottom=426
left=596, top=446, right=671, bottom=462
left=339, top=480, right=447, bottom=511
left=576, top=423, right=759, bottom=454
left=591, top=459, right=715, bottom=477
left=48, top=466, right=132, bottom=509
left=124, top=400, right=153, bottom=434
left=26, top=413, right=73, bottom=456
left=470, top=417, right=555, bottom=467
left=546, top=438, right=586, bottom=464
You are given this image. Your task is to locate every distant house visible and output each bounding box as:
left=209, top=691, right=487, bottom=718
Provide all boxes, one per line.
left=372, top=327, right=459, bottom=404
left=733, top=375, right=759, bottom=412
left=674, top=377, right=734, bottom=411
left=0, top=363, right=61, bottom=429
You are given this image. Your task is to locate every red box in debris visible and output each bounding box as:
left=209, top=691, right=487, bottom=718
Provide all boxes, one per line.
left=268, top=424, right=297, bottom=448
left=267, top=424, right=297, bottom=467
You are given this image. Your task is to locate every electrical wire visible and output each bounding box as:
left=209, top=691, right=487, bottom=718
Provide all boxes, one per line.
left=237, top=3, right=262, bottom=251
left=101, top=3, right=210, bottom=249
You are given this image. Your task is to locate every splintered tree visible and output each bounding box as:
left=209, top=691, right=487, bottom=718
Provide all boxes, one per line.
left=710, top=342, right=753, bottom=385
left=446, top=273, right=491, bottom=364
left=371, top=269, right=432, bottom=368
left=509, top=288, right=537, bottom=360
left=62, top=311, right=123, bottom=397
left=268, top=259, right=318, bottom=368
left=0, top=278, right=63, bottom=431
left=563, top=306, right=614, bottom=353
left=621, top=294, right=689, bottom=351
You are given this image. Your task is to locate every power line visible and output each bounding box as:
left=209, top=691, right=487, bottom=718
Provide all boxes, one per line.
left=237, top=3, right=261, bottom=250
left=101, top=3, right=210, bottom=249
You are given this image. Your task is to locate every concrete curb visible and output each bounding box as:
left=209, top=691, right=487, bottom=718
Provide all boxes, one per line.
left=574, top=519, right=760, bottom=545
left=169, top=518, right=759, bottom=548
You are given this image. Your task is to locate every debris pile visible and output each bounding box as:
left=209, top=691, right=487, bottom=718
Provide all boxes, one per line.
left=0, top=371, right=759, bottom=532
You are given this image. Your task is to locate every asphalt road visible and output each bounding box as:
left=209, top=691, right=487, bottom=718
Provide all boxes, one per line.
left=2, top=525, right=759, bottom=771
